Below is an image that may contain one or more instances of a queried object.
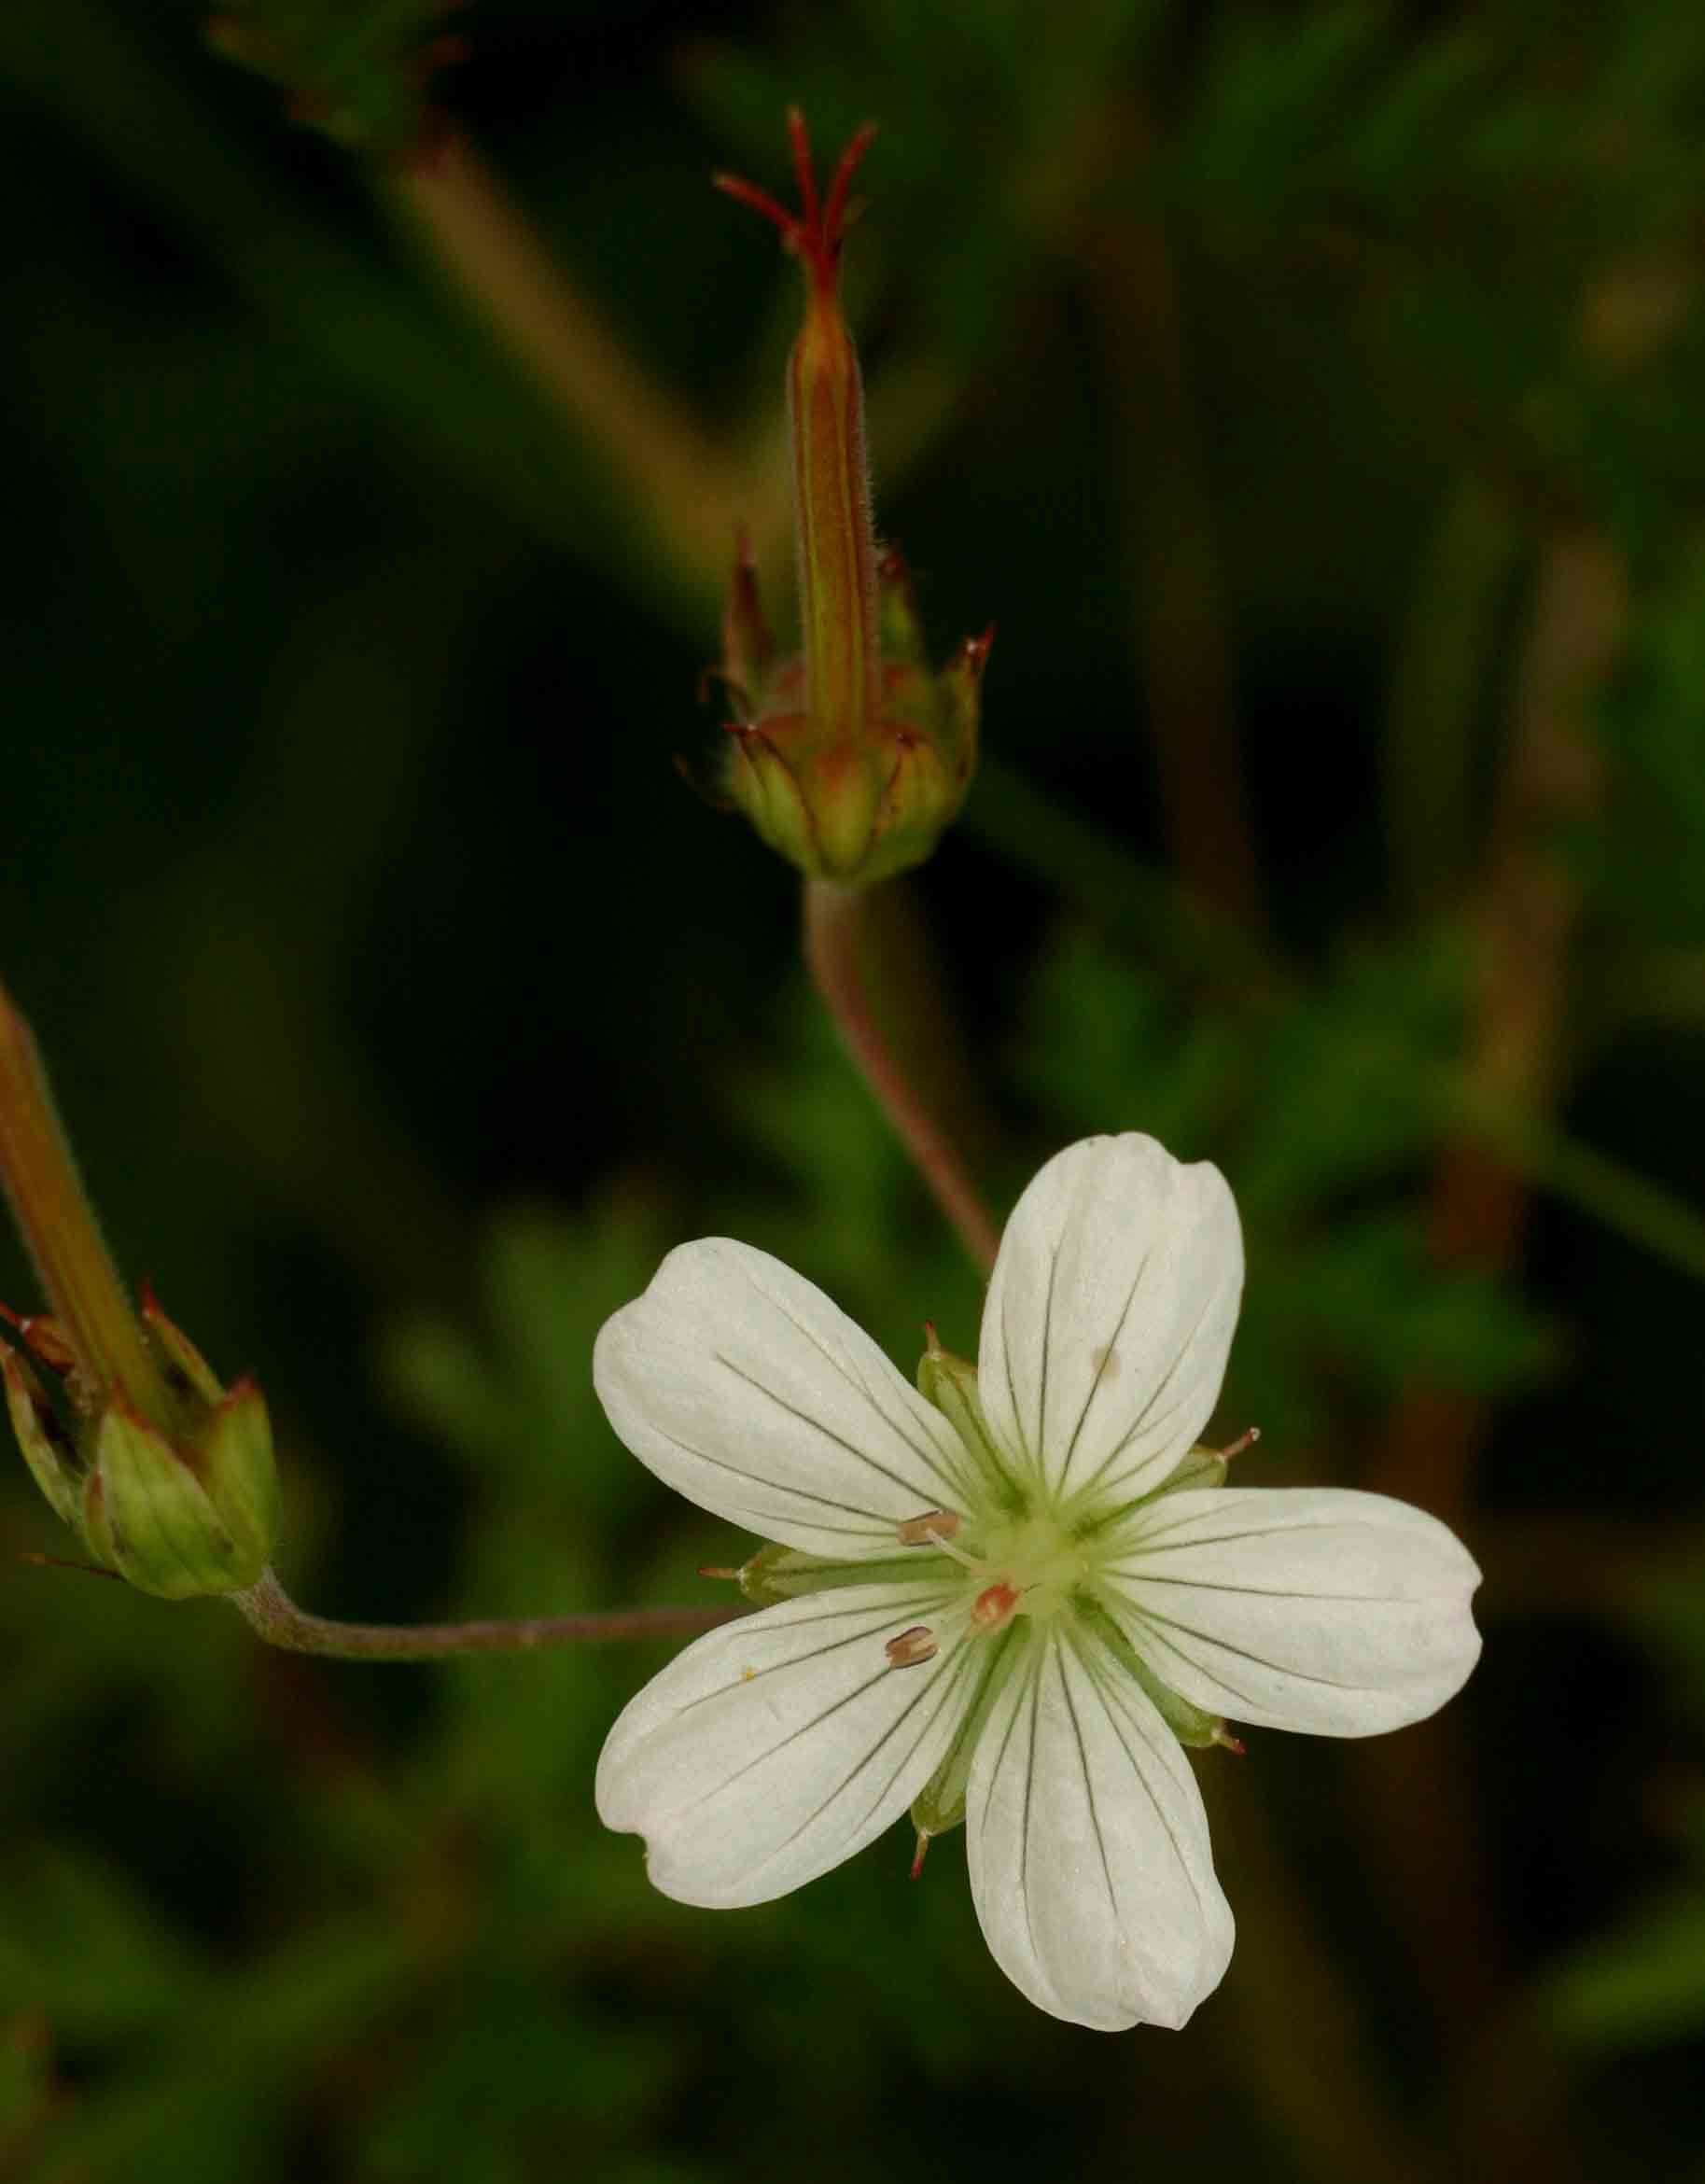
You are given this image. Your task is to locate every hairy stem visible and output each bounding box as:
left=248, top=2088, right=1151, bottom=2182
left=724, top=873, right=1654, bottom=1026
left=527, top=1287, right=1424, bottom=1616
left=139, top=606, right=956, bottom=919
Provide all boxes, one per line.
left=231, top=1569, right=745, bottom=1661
left=803, top=880, right=1001, bottom=1276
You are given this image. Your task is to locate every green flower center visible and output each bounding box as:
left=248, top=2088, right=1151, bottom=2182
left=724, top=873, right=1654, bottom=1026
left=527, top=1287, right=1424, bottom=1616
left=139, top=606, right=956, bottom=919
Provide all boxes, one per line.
left=938, top=1506, right=1102, bottom=1633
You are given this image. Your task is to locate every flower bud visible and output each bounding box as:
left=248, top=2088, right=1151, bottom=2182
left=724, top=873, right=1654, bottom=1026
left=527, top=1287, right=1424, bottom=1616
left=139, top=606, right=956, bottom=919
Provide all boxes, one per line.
left=4, top=1297, right=280, bottom=1601
left=1, top=973, right=277, bottom=1599
left=79, top=1377, right=277, bottom=1601
left=711, top=115, right=992, bottom=885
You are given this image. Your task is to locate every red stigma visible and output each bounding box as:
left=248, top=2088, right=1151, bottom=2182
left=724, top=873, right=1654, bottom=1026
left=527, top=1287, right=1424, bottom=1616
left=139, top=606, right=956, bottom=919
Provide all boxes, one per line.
left=713, top=109, right=878, bottom=292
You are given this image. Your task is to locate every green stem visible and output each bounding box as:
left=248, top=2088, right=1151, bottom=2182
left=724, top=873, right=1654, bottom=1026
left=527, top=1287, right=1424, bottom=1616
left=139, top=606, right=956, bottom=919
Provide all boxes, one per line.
left=803, top=880, right=1001, bottom=1276
left=230, top=1569, right=745, bottom=1661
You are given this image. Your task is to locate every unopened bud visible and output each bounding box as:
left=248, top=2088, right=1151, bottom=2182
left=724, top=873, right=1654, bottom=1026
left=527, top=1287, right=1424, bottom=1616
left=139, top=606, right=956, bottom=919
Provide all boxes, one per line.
left=78, top=1375, right=277, bottom=1601
left=1, top=978, right=278, bottom=1600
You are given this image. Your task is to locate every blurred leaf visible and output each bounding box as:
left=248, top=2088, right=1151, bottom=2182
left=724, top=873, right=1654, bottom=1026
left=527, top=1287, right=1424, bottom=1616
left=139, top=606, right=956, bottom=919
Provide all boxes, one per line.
left=207, top=0, right=462, bottom=154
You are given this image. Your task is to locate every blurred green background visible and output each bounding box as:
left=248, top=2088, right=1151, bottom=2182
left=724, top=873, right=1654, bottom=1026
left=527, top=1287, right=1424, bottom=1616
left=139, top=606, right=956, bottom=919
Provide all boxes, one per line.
left=4, top=2, right=1705, bottom=2178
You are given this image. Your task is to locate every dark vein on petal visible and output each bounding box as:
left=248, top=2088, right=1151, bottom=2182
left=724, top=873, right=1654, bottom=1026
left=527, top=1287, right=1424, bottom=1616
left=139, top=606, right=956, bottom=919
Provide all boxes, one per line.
left=1077, top=1631, right=1215, bottom=1921
left=1054, top=1245, right=1152, bottom=1500
left=998, top=1273, right=1032, bottom=1478
left=974, top=1651, right=1030, bottom=1865
left=1131, top=1603, right=1386, bottom=1692
left=664, top=1590, right=954, bottom=1726
left=1035, top=1239, right=1060, bottom=1487
left=1055, top=1636, right=1120, bottom=1927
left=649, top=1421, right=903, bottom=1533
left=1064, top=1280, right=1227, bottom=1511
left=1111, top=1514, right=1378, bottom=1559
left=743, top=1276, right=971, bottom=1502
left=712, top=1352, right=950, bottom=1506
left=1120, top=1614, right=1263, bottom=1714
left=1110, top=1572, right=1411, bottom=1603
left=1021, top=1644, right=1043, bottom=1975
left=746, top=1644, right=976, bottom=1880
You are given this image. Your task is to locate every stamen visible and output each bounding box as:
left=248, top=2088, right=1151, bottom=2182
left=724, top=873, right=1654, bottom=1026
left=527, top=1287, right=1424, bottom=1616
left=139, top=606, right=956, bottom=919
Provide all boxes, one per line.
left=897, top=1507, right=960, bottom=1546
left=923, top=1526, right=981, bottom=1572
left=885, top=1624, right=938, bottom=1669
left=909, top=1830, right=929, bottom=1881
left=1218, top=1426, right=1262, bottom=1461
left=697, top=1565, right=742, bottom=1581
left=1210, top=1723, right=1247, bottom=1756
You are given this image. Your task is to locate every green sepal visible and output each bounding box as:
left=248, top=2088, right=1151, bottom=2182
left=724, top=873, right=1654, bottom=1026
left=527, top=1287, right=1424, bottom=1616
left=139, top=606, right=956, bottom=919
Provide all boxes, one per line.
left=1073, top=1593, right=1226, bottom=1749
left=83, top=1397, right=273, bottom=1601
left=140, top=1291, right=223, bottom=1407
left=915, top=1340, right=1025, bottom=1512
left=910, top=1622, right=1024, bottom=1842
left=737, top=1541, right=957, bottom=1606
left=1153, top=1443, right=1229, bottom=1497
left=199, top=1378, right=281, bottom=1578
left=876, top=550, right=928, bottom=667
left=1, top=1341, right=83, bottom=1529
left=937, top=628, right=992, bottom=781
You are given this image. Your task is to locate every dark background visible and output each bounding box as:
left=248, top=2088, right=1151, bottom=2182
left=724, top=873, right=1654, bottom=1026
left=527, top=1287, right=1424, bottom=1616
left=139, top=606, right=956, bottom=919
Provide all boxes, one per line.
left=3, top=3, right=1705, bottom=2179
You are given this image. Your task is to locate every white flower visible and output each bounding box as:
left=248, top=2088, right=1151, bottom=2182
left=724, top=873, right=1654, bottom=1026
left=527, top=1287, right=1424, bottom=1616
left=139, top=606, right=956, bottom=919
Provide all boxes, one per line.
left=593, top=1134, right=1482, bottom=2031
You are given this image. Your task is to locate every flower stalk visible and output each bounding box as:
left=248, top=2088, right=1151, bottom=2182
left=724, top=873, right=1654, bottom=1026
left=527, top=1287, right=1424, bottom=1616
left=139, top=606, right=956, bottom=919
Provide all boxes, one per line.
left=802, top=878, right=1001, bottom=1275
left=230, top=1571, right=744, bottom=1660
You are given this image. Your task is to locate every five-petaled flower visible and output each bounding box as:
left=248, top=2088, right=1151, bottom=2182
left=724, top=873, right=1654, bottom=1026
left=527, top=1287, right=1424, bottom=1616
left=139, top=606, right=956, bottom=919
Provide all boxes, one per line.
left=594, top=1134, right=1482, bottom=2031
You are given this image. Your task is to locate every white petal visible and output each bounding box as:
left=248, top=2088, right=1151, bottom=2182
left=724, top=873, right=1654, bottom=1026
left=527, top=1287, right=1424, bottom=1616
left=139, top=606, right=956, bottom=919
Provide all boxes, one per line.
left=1099, top=1487, right=1483, bottom=1737
left=594, top=1239, right=980, bottom=1557
left=965, top=1623, right=1234, bottom=2031
left=979, top=1136, right=1242, bottom=1514
left=596, top=1582, right=971, bottom=1908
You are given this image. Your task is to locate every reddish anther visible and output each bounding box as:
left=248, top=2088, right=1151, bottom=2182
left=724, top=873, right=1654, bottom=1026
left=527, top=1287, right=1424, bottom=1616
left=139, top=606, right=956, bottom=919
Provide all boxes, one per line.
left=970, top=1579, right=1021, bottom=1633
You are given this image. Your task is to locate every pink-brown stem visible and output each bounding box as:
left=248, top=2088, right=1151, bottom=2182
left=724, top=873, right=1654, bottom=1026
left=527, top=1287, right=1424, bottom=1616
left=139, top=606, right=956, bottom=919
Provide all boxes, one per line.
left=231, top=1569, right=746, bottom=1661
left=803, top=879, right=1001, bottom=1276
